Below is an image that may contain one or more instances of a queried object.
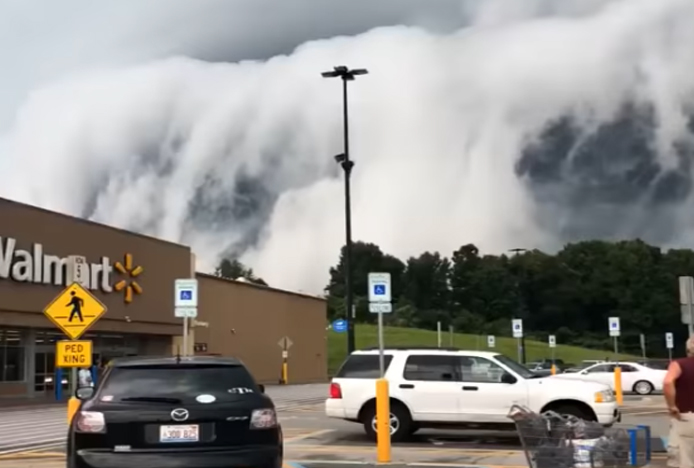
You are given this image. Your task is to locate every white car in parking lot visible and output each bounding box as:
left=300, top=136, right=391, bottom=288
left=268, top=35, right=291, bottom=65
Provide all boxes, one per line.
left=326, top=347, right=620, bottom=441
left=553, top=361, right=666, bottom=395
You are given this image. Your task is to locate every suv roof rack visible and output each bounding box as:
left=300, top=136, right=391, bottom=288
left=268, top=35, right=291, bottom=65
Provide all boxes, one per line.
left=360, top=346, right=463, bottom=351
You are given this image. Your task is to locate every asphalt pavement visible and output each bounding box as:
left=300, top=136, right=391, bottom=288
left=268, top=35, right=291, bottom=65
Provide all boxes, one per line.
left=0, top=390, right=670, bottom=468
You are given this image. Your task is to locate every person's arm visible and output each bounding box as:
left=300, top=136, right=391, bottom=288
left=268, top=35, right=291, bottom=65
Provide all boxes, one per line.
left=664, top=361, right=682, bottom=417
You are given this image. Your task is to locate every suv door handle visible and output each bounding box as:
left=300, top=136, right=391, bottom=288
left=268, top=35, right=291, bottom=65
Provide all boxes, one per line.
left=399, top=384, right=415, bottom=389
left=462, top=386, right=478, bottom=391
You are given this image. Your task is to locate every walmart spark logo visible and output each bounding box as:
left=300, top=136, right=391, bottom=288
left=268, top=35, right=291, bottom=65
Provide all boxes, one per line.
left=114, top=253, right=143, bottom=304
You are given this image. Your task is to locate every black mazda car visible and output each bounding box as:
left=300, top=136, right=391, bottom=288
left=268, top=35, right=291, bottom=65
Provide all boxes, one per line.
left=68, top=355, right=283, bottom=468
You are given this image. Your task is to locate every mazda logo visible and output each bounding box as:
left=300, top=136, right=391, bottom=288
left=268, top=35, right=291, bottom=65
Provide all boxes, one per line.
left=171, top=408, right=189, bottom=422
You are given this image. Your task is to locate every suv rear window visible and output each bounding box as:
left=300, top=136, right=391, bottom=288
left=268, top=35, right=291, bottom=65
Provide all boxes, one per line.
left=335, top=354, right=393, bottom=378
left=98, top=365, right=259, bottom=402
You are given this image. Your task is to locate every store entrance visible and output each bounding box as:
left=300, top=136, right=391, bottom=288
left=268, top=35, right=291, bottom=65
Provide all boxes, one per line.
left=34, top=351, right=104, bottom=395
left=34, top=351, right=61, bottom=394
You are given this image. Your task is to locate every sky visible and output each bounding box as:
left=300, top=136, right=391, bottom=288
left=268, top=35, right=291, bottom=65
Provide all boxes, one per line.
left=1, top=0, right=693, bottom=294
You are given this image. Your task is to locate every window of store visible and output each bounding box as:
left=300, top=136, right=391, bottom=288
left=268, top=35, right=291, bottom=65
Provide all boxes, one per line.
left=0, top=329, right=25, bottom=382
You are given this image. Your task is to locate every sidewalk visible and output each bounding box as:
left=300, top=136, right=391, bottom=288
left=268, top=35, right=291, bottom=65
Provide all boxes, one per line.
left=0, top=397, right=65, bottom=410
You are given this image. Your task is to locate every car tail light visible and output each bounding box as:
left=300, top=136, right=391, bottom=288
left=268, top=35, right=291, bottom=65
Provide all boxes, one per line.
left=75, top=411, right=106, bottom=433
left=329, top=382, right=342, bottom=399
left=250, top=409, right=277, bottom=429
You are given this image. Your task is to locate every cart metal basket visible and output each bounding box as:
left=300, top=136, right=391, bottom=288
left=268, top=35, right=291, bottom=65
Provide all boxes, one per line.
left=508, top=405, right=651, bottom=468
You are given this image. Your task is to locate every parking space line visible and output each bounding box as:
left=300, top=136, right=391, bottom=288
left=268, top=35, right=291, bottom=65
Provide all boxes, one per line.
left=287, top=445, right=521, bottom=455
left=288, top=462, right=367, bottom=467
left=285, top=429, right=336, bottom=443
left=0, top=451, right=65, bottom=460
left=407, top=464, right=527, bottom=468
left=287, top=461, right=528, bottom=468
left=622, top=410, right=667, bottom=415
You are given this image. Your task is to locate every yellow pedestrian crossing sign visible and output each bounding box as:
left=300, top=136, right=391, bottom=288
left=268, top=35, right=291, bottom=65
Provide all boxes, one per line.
left=43, top=282, right=107, bottom=340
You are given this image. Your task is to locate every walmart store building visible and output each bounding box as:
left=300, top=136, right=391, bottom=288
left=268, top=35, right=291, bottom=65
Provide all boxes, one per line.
left=0, top=197, right=327, bottom=399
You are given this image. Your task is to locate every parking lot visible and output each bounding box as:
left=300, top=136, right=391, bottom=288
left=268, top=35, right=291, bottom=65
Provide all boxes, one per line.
left=0, top=392, right=669, bottom=468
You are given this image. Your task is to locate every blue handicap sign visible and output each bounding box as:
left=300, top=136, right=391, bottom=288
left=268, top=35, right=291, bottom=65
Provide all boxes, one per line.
left=373, top=284, right=386, bottom=295
left=514, top=324, right=520, bottom=330
left=180, top=290, right=193, bottom=301
left=332, top=319, right=347, bottom=333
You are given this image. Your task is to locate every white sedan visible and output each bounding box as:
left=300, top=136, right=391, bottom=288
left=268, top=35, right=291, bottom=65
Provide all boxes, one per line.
left=554, top=361, right=665, bottom=395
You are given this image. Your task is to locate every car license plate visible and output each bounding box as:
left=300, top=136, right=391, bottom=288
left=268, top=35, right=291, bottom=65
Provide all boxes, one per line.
left=159, top=424, right=199, bottom=443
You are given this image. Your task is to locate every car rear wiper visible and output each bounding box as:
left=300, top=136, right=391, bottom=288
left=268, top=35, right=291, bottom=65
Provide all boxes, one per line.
left=120, top=396, right=182, bottom=404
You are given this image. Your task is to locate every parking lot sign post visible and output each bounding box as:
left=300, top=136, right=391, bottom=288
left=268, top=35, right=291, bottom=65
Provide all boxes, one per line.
left=368, top=272, right=391, bottom=463
left=666, top=332, right=674, bottom=361
left=487, top=335, right=495, bottom=348
left=608, top=317, right=623, bottom=405
left=512, top=319, right=523, bottom=362
left=175, top=279, right=198, bottom=356
left=548, top=335, right=557, bottom=374
left=44, top=281, right=105, bottom=388
left=43, top=262, right=108, bottom=421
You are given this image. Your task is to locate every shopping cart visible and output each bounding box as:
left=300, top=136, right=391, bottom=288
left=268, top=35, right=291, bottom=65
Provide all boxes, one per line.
left=508, top=405, right=651, bottom=468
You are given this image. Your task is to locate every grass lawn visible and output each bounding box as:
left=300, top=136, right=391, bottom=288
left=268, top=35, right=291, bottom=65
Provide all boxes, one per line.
left=327, top=324, right=637, bottom=375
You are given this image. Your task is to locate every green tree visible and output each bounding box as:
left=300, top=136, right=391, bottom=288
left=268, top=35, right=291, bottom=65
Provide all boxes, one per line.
left=214, top=258, right=268, bottom=286
left=449, top=244, right=521, bottom=328
left=323, top=237, right=693, bottom=358
left=325, top=241, right=406, bottom=323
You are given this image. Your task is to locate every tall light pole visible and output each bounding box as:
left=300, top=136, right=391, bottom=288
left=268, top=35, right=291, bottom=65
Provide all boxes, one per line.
left=509, top=248, right=528, bottom=363
left=322, top=65, right=368, bottom=354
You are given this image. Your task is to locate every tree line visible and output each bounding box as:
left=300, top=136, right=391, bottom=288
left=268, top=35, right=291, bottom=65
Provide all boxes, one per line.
left=324, top=239, right=694, bottom=357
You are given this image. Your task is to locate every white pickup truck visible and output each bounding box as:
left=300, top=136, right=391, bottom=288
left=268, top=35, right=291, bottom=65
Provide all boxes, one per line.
left=326, top=348, right=620, bottom=441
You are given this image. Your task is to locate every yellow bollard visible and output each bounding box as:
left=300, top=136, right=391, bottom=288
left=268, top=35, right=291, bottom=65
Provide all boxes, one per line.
left=614, top=366, right=623, bottom=405
left=375, top=378, right=391, bottom=463
left=281, top=361, right=288, bottom=385
left=550, top=364, right=557, bottom=375
left=68, top=397, right=81, bottom=425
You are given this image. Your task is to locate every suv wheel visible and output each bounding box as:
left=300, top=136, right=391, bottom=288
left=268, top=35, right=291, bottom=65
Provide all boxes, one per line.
left=361, top=401, right=412, bottom=443
left=551, top=404, right=595, bottom=421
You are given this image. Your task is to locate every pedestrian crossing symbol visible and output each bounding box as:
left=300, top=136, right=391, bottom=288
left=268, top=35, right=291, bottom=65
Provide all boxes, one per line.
left=43, top=282, right=108, bottom=340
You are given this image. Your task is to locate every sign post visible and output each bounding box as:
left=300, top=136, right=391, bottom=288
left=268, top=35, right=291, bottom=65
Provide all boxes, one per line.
left=512, top=319, right=523, bottom=362
left=639, top=333, right=646, bottom=360
left=44, top=281, right=106, bottom=397
left=174, top=279, right=198, bottom=356
left=368, top=272, right=392, bottom=463
left=666, top=332, right=674, bottom=361
left=43, top=270, right=107, bottom=422
left=548, top=335, right=557, bottom=374
left=277, top=336, right=293, bottom=384
left=487, top=335, right=495, bottom=348
left=608, top=317, right=622, bottom=405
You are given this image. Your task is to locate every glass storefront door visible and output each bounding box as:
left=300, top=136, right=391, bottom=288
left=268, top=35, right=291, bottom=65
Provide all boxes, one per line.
left=34, top=351, right=63, bottom=394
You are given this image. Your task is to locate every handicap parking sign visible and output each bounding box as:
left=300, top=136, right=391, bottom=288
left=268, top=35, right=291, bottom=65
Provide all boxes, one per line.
left=368, top=273, right=391, bottom=303
left=180, top=290, right=192, bottom=301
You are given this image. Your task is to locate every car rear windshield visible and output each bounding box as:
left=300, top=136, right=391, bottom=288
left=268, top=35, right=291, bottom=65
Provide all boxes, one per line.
left=335, top=354, right=393, bottom=378
left=98, top=365, right=259, bottom=402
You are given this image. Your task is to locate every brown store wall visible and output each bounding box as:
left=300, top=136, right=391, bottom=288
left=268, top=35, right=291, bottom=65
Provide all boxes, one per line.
left=0, top=197, right=191, bottom=334
left=195, top=274, right=328, bottom=384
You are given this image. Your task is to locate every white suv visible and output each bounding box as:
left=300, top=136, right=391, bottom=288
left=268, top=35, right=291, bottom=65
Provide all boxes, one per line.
left=326, top=348, right=620, bottom=442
